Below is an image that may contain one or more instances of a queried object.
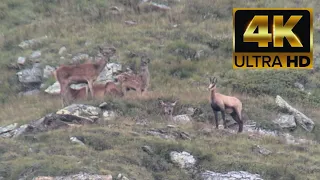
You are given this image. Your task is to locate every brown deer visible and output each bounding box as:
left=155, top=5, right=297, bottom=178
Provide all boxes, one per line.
left=159, top=100, right=177, bottom=121
left=56, top=46, right=116, bottom=106
left=65, top=81, right=123, bottom=102
left=208, top=77, right=243, bottom=133
left=116, top=56, right=150, bottom=96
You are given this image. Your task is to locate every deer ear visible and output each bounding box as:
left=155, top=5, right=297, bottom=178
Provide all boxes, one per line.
left=159, top=100, right=165, bottom=106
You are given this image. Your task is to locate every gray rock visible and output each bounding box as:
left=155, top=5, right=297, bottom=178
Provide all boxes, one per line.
left=102, top=111, right=117, bottom=121
left=201, top=170, right=263, bottom=180
left=33, top=172, right=112, bottom=180
left=18, top=89, right=41, bottom=97
left=0, top=123, right=18, bottom=134
left=44, top=82, right=87, bottom=95
left=56, top=104, right=102, bottom=122
left=43, top=65, right=56, bottom=79
left=72, top=53, right=89, bottom=63
left=17, top=57, right=26, bottom=65
left=17, top=63, right=43, bottom=84
left=275, top=95, right=314, bottom=132
left=18, top=36, right=48, bottom=49
left=173, top=114, right=192, bottom=124
left=170, top=151, right=196, bottom=169
left=58, top=46, right=67, bottom=55
left=30, top=51, right=41, bottom=59
left=70, top=136, right=85, bottom=146
left=116, top=173, right=129, bottom=180
left=273, top=114, right=296, bottom=130
left=96, top=63, right=122, bottom=83
left=294, top=82, right=305, bottom=91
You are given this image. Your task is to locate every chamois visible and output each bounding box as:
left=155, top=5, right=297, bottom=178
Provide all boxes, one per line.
left=56, top=46, right=116, bottom=106
left=208, top=77, right=243, bottom=133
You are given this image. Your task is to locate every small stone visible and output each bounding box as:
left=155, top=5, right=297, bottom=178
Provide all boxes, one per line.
left=30, top=51, right=41, bottom=59
left=17, top=57, right=26, bottom=65
left=58, top=46, right=67, bottom=55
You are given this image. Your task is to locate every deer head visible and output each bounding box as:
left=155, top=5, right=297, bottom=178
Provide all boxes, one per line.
left=159, top=100, right=178, bottom=116
left=140, top=56, right=150, bottom=69
left=208, top=77, right=217, bottom=91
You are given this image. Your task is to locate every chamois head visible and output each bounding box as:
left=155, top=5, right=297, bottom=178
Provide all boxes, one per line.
left=159, top=99, right=178, bottom=116
left=208, top=77, right=217, bottom=91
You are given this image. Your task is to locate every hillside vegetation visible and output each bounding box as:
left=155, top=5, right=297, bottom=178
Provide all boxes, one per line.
left=1, top=0, right=320, bottom=180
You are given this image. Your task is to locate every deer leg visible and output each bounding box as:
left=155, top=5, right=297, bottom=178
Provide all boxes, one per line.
left=122, top=85, right=127, bottom=96
left=213, top=111, right=219, bottom=129
left=221, top=110, right=227, bottom=129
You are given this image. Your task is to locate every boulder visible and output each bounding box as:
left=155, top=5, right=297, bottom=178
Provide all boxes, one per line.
left=96, top=63, right=122, bottom=83
left=56, top=104, right=102, bottom=123
left=72, top=53, right=89, bottom=63
left=170, top=151, right=196, bottom=169
left=44, top=82, right=87, bottom=95
left=33, top=172, right=112, bottom=180
left=0, top=123, right=18, bottom=134
left=17, top=63, right=43, bottom=84
left=275, top=95, right=314, bottom=132
left=18, top=89, right=41, bottom=97
left=173, top=114, right=192, bottom=124
left=43, top=65, right=56, bottom=79
left=200, top=170, right=263, bottom=180
left=30, top=50, right=41, bottom=59
left=102, top=110, right=117, bottom=121
left=17, top=57, right=26, bottom=65
left=58, top=46, right=67, bottom=55
left=18, top=36, right=48, bottom=49
left=273, top=114, right=296, bottom=130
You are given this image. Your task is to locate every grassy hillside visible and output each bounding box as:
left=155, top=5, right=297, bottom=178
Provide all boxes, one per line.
left=1, top=0, right=320, bottom=179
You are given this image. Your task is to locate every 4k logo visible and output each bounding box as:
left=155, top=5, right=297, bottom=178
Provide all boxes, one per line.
left=233, top=8, right=313, bottom=69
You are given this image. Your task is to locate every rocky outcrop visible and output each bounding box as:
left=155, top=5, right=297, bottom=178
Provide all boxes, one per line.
left=200, top=170, right=263, bottom=180
left=18, top=36, right=48, bottom=49
left=170, top=151, right=196, bottom=169
left=16, top=63, right=43, bottom=91
left=275, top=95, right=314, bottom=132
left=173, top=114, right=192, bottom=124
left=33, top=172, right=112, bottom=180
left=273, top=113, right=296, bottom=130
left=0, top=104, right=102, bottom=138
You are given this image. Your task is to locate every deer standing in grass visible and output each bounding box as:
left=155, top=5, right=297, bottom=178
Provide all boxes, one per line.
left=116, top=56, right=150, bottom=96
left=55, top=46, right=116, bottom=106
left=208, top=77, right=243, bottom=133
left=159, top=100, right=178, bottom=121
left=65, top=81, right=123, bottom=102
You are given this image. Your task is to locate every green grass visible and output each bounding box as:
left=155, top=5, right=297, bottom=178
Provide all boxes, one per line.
left=1, top=0, right=320, bottom=179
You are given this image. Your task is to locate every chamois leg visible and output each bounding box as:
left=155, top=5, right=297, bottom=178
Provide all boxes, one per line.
left=213, top=111, right=219, bottom=129
left=231, top=111, right=243, bottom=133
left=221, top=110, right=227, bottom=129
left=87, top=80, right=94, bottom=100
